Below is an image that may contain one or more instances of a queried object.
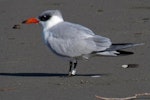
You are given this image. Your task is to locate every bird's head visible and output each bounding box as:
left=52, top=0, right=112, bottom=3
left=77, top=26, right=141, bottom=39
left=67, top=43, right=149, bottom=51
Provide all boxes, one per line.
left=22, top=10, right=64, bottom=29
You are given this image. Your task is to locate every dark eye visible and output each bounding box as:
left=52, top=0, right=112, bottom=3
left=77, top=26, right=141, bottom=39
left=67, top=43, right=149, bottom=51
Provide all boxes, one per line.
left=38, top=14, right=51, bottom=21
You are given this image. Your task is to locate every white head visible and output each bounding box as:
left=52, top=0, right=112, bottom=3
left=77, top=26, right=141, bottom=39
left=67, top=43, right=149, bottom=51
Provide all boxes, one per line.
left=38, top=10, right=64, bottom=29
left=22, top=10, right=64, bottom=29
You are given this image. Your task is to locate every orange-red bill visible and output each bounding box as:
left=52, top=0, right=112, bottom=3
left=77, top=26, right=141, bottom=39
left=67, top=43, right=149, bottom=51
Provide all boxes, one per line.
left=22, top=18, right=39, bottom=24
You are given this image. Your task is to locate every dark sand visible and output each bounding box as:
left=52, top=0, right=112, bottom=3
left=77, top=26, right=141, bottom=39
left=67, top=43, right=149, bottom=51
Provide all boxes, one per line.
left=0, top=0, right=150, bottom=100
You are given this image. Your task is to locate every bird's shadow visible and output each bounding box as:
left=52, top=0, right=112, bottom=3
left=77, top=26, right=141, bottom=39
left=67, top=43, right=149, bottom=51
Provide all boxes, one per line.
left=0, top=72, right=110, bottom=77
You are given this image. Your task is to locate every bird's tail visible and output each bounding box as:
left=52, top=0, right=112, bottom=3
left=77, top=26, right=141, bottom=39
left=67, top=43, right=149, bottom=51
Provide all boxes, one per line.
left=107, top=43, right=144, bottom=51
left=96, top=43, right=144, bottom=56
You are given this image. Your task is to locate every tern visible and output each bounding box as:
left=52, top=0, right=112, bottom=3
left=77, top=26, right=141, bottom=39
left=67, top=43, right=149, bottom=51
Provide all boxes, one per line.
left=22, top=10, right=143, bottom=76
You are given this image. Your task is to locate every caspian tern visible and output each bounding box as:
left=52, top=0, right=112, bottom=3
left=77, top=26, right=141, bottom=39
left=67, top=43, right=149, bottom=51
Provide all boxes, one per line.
left=22, top=10, right=143, bottom=76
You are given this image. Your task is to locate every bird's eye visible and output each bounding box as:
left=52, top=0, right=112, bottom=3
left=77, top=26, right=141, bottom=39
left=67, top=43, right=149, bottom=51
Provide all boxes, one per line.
left=38, top=14, right=51, bottom=21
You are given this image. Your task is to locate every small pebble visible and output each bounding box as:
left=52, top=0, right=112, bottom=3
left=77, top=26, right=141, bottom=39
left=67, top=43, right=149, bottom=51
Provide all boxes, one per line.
left=122, top=64, right=139, bottom=68
left=12, top=24, right=21, bottom=29
left=122, top=64, right=128, bottom=68
left=80, top=80, right=88, bottom=84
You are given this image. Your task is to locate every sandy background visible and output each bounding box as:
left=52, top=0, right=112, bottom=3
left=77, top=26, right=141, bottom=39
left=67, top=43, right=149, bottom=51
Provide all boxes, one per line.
left=0, top=0, right=150, bottom=100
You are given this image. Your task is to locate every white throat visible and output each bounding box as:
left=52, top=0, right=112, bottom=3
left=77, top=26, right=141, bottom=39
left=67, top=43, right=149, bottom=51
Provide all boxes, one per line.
left=41, top=15, right=64, bottom=30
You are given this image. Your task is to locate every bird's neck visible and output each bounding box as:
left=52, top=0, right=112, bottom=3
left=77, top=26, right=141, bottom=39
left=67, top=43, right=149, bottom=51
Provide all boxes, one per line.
left=41, top=16, right=64, bottom=44
left=42, top=30, right=50, bottom=44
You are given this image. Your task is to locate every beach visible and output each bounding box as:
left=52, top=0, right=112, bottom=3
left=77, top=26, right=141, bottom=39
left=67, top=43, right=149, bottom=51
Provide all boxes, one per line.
left=0, top=0, right=150, bottom=100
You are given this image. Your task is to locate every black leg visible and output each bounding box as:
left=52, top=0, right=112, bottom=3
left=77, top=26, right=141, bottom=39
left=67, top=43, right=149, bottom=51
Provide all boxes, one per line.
left=69, top=61, right=73, bottom=72
left=68, top=60, right=78, bottom=76
left=73, top=60, right=77, bottom=70
left=70, top=60, right=77, bottom=76
left=68, top=61, right=73, bottom=76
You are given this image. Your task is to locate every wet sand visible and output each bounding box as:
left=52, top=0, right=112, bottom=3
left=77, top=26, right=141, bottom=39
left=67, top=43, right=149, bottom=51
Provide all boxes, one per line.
left=0, top=0, right=150, bottom=100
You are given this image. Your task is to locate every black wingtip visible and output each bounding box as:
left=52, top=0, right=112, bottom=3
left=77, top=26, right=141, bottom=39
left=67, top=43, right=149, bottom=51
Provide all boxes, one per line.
left=117, top=50, right=134, bottom=56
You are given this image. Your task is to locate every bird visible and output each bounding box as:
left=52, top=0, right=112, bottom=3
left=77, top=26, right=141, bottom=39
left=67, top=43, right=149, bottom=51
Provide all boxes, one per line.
left=22, top=10, right=143, bottom=76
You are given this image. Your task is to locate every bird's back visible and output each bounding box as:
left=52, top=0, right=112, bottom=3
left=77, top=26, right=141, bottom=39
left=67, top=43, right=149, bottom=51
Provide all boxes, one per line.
left=48, top=22, right=95, bottom=39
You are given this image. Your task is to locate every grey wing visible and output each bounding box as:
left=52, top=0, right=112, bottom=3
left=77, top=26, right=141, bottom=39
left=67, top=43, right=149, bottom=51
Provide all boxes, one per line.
left=48, top=22, right=112, bottom=58
left=88, top=35, right=112, bottom=51
left=49, top=22, right=95, bottom=39
left=47, top=34, right=112, bottom=58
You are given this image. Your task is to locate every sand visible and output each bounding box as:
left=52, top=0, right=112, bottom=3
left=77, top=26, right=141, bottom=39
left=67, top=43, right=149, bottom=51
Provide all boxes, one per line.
left=0, top=0, right=150, bottom=100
